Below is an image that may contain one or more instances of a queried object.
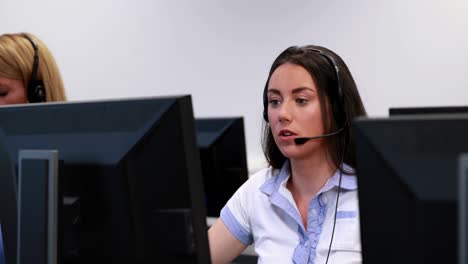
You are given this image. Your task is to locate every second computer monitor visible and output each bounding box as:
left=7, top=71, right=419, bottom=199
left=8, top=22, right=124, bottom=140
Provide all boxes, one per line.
left=389, top=106, right=468, bottom=116
left=195, top=117, right=248, bottom=217
left=353, top=115, right=468, bottom=264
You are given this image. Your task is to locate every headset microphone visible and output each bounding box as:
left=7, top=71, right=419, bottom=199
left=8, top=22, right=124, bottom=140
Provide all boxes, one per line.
left=294, top=123, right=347, bottom=145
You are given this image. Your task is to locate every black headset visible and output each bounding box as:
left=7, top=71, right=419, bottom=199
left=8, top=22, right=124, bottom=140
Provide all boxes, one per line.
left=262, top=47, right=345, bottom=128
left=22, top=34, right=46, bottom=103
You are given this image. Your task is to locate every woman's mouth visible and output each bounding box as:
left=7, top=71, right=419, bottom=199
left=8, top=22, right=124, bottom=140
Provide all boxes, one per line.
left=278, top=129, right=298, bottom=141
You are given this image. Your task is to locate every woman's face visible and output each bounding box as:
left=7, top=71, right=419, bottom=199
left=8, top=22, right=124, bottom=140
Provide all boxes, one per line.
left=0, top=76, right=27, bottom=105
left=267, top=63, right=327, bottom=160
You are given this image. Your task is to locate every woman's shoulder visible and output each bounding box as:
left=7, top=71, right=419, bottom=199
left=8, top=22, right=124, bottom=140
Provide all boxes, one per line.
left=244, top=166, right=277, bottom=186
left=232, top=166, right=279, bottom=198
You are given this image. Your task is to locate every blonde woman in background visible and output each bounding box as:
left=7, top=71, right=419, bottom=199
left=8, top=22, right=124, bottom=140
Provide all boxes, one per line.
left=0, top=32, right=66, bottom=105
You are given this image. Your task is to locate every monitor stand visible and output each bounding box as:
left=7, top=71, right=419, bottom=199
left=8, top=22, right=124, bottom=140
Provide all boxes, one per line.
left=17, top=150, right=58, bottom=264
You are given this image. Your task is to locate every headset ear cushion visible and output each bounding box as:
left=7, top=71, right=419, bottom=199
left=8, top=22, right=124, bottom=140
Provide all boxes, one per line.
left=28, top=81, right=46, bottom=103
left=35, top=83, right=46, bottom=102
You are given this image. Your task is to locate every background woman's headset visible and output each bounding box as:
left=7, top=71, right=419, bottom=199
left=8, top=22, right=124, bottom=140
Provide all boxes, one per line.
left=22, top=34, right=46, bottom=103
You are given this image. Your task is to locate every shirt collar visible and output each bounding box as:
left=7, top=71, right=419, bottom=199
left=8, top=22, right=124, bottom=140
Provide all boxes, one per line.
left=260, top=160, right=358, bottom=197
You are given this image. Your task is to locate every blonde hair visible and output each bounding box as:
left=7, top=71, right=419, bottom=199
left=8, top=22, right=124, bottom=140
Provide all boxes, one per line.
left=0, top=32, right=66, bottom=102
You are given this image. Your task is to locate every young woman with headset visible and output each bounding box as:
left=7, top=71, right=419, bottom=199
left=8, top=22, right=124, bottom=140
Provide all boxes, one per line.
left=208, top=45, right=367, bottom=263
left=0, top=32, right=66, bottom=105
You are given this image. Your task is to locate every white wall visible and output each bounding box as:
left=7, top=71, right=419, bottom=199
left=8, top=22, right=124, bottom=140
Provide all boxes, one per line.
left=1, top=0, right=468, bottom=172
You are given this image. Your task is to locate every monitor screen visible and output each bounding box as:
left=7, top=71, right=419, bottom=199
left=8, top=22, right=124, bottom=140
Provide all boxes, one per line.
left=0, top=96, right=210, bottom=264
left=352, top=115, right=468, bottom=264
left=389, top=106, right=468, bottom=116
left=195, top=117, right=248, bottom=217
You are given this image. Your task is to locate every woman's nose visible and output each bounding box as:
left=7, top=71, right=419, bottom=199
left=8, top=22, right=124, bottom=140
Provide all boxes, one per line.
left=278, top=102, right=292, bottom=123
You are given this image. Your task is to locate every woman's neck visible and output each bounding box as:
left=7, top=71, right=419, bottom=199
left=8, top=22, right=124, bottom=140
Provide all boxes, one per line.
left=288, top=151, right=336, bottom=199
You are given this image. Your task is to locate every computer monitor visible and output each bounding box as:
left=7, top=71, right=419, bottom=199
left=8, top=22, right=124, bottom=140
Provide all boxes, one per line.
left=0, top=142, right=16, bottom=264
left=0, top=96, right=210, bottom=264
left=0, top=223, right=6, bottom=264
left=389, top=106, right=468, bottom=116
left=195, top=117, right=248, bottom=217
left=352, top=115, right=468, bottom=264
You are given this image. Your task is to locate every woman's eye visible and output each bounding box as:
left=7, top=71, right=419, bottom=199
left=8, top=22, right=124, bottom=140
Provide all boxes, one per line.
left=269, top=99, right=280, bottom=106
left=0, top=92, right=7, bottom=97
left=296, top=98, right=308, bottom=104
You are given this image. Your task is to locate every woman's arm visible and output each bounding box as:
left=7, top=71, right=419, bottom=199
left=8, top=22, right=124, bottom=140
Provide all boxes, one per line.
left=208, top=218, right=248, bottom=264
